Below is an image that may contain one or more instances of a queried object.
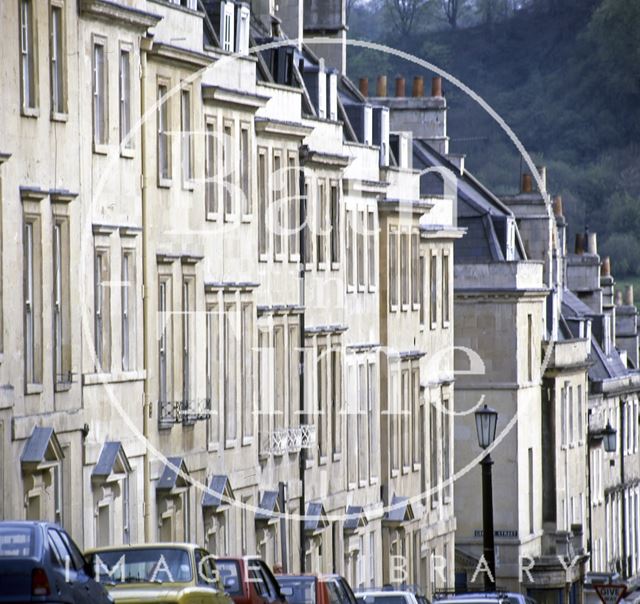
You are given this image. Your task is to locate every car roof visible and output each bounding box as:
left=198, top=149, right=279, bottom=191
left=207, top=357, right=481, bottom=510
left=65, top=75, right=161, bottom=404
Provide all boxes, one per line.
left=86, top=543, right=201, bottom=554
left=357, top=592, right=415, bottom=597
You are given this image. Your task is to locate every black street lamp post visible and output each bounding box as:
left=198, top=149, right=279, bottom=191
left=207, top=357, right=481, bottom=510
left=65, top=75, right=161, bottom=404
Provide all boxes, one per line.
left=475, top=404, right=498, bottom=592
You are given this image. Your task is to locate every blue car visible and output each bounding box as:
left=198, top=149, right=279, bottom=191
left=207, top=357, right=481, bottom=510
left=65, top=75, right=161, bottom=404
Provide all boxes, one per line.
left=0, top=520, right=112, bottom=604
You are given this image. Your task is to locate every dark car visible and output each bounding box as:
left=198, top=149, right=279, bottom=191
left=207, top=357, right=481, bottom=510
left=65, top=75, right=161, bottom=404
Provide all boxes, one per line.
left=216, top=556, right=287, bottom=604
left=276, top=574, right=358, bottom=604
left=0, top=520, right=112, bottom=604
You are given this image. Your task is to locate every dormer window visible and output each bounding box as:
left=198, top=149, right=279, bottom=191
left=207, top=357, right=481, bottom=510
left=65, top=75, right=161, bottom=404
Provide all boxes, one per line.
left=220, top=1, right=235, bottom=52
left=327, top=71, right=338, bottom=121
left=235, top=4, right=250, bottom=56
left=171, top=0, right=197, bottom=9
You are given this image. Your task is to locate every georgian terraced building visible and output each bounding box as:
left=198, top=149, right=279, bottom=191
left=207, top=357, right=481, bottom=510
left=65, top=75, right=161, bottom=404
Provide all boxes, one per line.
left=0, top=0, right=459, bottom=595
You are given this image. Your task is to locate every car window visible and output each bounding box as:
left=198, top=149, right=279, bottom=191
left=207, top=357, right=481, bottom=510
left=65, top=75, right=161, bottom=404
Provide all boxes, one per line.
left=359, top=595, right=408, bottom=604
left=48, top=529, right=74, bottom=569
left=257, top=560, right=281, bottom=598
left=277, top=576, right=316, bottom=604
left=195, top=550, right=217, bottom=587
left=248, top=565, right=269, bottom=597
left=217, top=560, right=243, bottom=595
left=91, top=547, right=192, bottom=583
left=0, top=525, right=35, bottom=558
left=336, top=578, right=359, bottom=604
left=58, top=530, right=86, bottom=571
left=326, top=579, right=344, bottom=604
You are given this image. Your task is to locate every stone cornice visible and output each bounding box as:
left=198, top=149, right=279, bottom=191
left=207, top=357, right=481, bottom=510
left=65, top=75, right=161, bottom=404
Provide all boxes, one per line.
left=203, top=85, right=270, bottom=113
left=79, top=0, right=161, bottom=30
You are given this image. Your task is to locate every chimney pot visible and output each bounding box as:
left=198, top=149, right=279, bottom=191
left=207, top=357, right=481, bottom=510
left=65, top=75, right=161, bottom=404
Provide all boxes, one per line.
left=376, top=75, right=387, bottom=97
left=431, top=76, right=442, bottom=97
left=615, top=290, right=623, bottom=306
left=624, top=285, right=634, bottom=306
left=395, top=76, right=406, bottom=97
left=553, top=195, right=563, bottom=217
left=575, top=233, right=585, bottom=255
left=359, top=77, right=369, bottom=97
left=412, top=76, right=425, bottom=97
left=601, top=256, right=611, bottom=277
left=537, top=165, right=547, bottom=190
left=521, top=173, right=533, bottom=193
left=587, top=232, right=598, bottom=255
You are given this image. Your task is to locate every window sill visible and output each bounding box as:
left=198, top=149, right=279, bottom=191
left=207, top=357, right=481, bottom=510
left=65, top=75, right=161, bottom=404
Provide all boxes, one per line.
left=331, top=262, right=340, bottom=271
left=369, top=477, right=378, bottom=486
left=358, top=285, right=366, bottom=293
left=55, top=382, right=73, bottom=393
left=206, top=211, right=220, bottom=222
left=401, top=304, right=410, bottom=312
left=304, top=458, right=314, bottom=470
left=158, top=420, right=174, bottom=431
left=412, top=303, right=420, bottom=312
left=431, top=499, right=439, bottom=510
left=347, top=482, right=357, bottom=491
left=391, top=469, right=399, bottom=478
left=182, top=180, right=195, bottom=192
left=304, top=263, right=314, bottom=272
left=120, top=146, right=135, bottom=159
left=317, top=262, right=328, bottom=271
left=347, top=285, right=355, bottom=294
left=241, top=214, right=252, bottom=223
left=25, top=383, right=43, bottom=395
left=158, top=177, right=172, bottom=189
left=442, top=321, right=450, bottom=329
left=208, top=442, right=220, bottom=453
left=21, top=106, right=39, bottom=119
left=318, top=455, right=328, bottom=466
left=430, top=322, right=438, bottom=331
left=289, top=253, right=301, bottom=264
left=368, top=286, right=377, bottom=294
left=359, top=480, right=368, bottom=488
left=390, top=305, right=399, bottom=313
left=259, top=253, right=269, bottom=263
left=223, top=213, right=236, bottom=223
left=413, top=462, right=421, bottom=472
left=402, top=465, right=410, bottom=475
left=332, top=452, right=342, bottom=462
left=93, top=142, right=109, bottom=155
left=225, top=439, right=237, bottom=450
left=274, top=254, right=285, bottom=263
left=51, top=111, right=68, bottom=123
left=83, top=370, right=146, bottom=385
left=242, top=436, right=254, bottom=447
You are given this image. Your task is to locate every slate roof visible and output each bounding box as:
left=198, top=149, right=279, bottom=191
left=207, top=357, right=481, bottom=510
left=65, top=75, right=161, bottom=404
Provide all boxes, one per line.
left=343, top=505, right=367, bottom=531
left=304, top=501, right=329, bottom=533
left=412, top=139, right=526, bottom=263
left=589, top=337, right=629, bottom=383
left=202, top=475, right=234, bottom=509
left=92, top=442, right=130, bottom=479
left=156, top=456, right=188, bottom=492
left=255, top=491, right=279, bottom=522
left=21, top=427, right=63, bottom=467
left=383, top=495, right=414, bottom=524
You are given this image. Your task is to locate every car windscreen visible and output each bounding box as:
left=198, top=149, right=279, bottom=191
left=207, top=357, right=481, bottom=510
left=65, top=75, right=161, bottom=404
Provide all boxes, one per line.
left=91, top=548, right=192, bottom=584
left=277, top=576, right=317, bottom=604
left=216, top=559, right=243, bottom=595
left=357, top=595, right=408, bottom=604
left=0, top=525, right=36, bottom=558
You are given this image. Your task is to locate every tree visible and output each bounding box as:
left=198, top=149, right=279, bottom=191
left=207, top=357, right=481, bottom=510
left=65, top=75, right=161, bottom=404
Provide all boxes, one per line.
left=441, top=0, right=466, bottom=28
left=384, top=0, right=429, bottom=37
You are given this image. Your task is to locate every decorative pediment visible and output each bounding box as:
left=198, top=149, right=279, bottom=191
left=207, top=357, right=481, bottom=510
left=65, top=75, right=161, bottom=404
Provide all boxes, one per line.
left=383, top=495, right=415, bottom=526
left=343, top=505, right=368, bottom=533
left=156, top=456, right=190, bottom=495
left=255, top=491, right=280, bottom=525
left=304, top=501, right=329, bottom=534
left=201, top=475, right=234, bottom=510
left=21, top=427, right=64, bottom=472
left=92, top=442, right=131, bottom=483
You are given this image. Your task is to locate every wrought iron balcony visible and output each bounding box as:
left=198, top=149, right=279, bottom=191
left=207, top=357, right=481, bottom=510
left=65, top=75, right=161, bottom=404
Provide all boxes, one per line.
left=261, top=425, right=317, bottom=455
left=158, top=399, right=211, bottom=427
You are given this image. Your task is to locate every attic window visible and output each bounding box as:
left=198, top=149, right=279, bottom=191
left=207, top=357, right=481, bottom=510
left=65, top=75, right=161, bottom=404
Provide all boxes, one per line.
left=235, top=5, right=250, bottom=56
left=170, top=0, right=197, bottom=10
left=220, top=1, right=235, bottom=52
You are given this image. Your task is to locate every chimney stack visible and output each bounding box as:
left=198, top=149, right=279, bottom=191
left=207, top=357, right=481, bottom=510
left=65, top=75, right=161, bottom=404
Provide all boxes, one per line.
left=601, top=256, right=611, bottom=277
left=359, top=77, right=369, bottom=97
left=587, top=232, right=598, bottom=255
left=376, top=75, right=387, bottom=97
left=412, top=76, right=424, bottom=98
left=521, top=173, right=533, bottom=193
left=575, top=233, right=585, bottom=255
left=553, top=195, right=563, bottom=217
left=395, top=76, right=406, bottom=97
left=624, top=285, right=634, bottom=306
left=431, top=76, right=442, bottom=97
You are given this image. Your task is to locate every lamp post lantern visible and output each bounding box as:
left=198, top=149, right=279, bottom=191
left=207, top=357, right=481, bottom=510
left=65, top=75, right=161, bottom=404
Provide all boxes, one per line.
left=475, top=404, right=498, bottom=592
left=603, top=421, right=617, bottom=453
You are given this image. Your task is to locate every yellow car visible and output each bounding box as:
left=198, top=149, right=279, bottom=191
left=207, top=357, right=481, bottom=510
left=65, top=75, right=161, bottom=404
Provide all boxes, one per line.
left=86, top=543, right=233, bottom=604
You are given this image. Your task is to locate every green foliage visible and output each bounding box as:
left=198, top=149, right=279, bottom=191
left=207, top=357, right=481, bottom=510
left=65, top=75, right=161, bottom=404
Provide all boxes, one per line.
left=347, top=0, right=640, bottom=276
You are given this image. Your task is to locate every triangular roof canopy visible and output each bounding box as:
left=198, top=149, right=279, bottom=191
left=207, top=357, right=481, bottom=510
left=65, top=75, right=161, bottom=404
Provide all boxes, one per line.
left=255, top=490, right=280, bottom=524
left=343, top=505, right=368, bottom=532
left=201, top=474, right=235, bottom=510
left=383, top=495, right=415, bottom=526
left=21, top=427, right=64, bottom=471
left=304, top=501, right=329, bottom=534
left=156, top=456, right=190, bottom=494
left=92, top=441, right=131, bottom=483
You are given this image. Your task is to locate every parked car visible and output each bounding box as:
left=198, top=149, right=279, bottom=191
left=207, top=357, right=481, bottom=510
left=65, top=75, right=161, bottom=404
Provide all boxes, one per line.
left=434, top=594, right=534, bottom=604
left=276, top=574, right=357, bottom=604
left=215, top=556, right=287, bottom=604
left=86, top=543, right=231, bottom=604
left=356, top=590, right=422, bottom=604
left=0, top=520, right=112, bottom=604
